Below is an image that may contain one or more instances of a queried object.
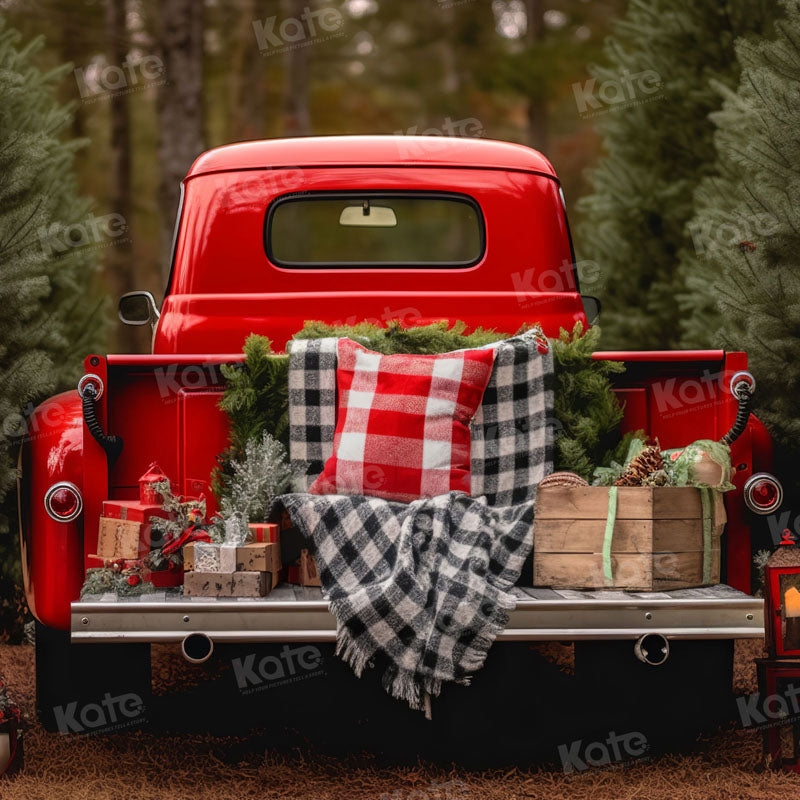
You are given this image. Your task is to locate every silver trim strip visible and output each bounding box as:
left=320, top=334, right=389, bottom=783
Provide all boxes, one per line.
left=71, top=596, right=765, bottom=644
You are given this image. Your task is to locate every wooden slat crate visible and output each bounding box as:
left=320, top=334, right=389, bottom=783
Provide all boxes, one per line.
left=533, top=486, right=726, bottom=591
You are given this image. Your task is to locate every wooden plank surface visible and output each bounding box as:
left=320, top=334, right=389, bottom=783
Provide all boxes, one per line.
left=78, top=582, right=748, bottom=606
left=534, top=552, right=653, bottom=591
left=533, top=549, right=721, bottom=591
left=535, top=486, right=712, bottom=520
left=534, top=518, right=723, bottom=554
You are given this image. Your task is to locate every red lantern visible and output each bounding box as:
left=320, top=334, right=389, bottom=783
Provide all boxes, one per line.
left=765, top=530, right=800, bottom=657
left=138, top=462, right=168, bottom=505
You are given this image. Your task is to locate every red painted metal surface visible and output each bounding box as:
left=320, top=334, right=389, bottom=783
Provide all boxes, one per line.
left=21, top=136, right=772, bottom=628
left=186, top=135, right=559, bottom=177
left=20, top=391, right=85, bottom=629
left=157, top=159, right=582, bottom=354
left=594, top=350, right=725, bottom=362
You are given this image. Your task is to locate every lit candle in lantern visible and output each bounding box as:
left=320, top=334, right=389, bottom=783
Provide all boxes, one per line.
left=785, top=586, right=800, bottom=651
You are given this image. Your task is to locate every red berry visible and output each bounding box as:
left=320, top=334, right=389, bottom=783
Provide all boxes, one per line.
left=127, top=574, right=141, bottom=586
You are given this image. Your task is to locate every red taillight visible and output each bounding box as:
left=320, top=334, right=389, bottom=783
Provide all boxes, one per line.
left=44, top=482, right=83, bottom=522
left=744, top=473, right=783, bottom=515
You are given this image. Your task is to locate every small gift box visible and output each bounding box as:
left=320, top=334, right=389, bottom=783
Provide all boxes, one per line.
left=248, top=523, right=279, bottom=544
left=193, top=542, right=237, bottom=573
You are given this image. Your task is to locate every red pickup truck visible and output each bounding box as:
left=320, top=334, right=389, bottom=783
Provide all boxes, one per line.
left=20, top=136, right=775, bottom=735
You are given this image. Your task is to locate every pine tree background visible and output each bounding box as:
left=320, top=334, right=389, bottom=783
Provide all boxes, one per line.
left=0, top=19, right=104, bottom=631
left=686, top=0, right=800, bottom=475
left=575, top=0, right=775, bottom=350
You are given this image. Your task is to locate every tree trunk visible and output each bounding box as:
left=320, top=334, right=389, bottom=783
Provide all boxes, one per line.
left=525, top=0, right=548, bottom=153
left=228, top=0, right=267, bottom=140
left=106, top=0, right=139, bottom=352
left=437, top=3, right=461, bottom=96
left=155, top=0, right=205, bottom=284
left=282, top=0, right=310, bottom=136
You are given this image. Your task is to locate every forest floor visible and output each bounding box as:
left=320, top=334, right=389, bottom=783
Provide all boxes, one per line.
left=1, top=639, right=799, bottom=800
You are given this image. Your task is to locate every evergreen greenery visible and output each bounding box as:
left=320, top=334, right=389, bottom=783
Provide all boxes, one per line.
left=213, top=334, right=289, bottom=496
left=211, top=432, right=297, bottom=544
left=550, top=322, right=638, bottom=481
left=80, top=568, right=163, bottom=599
left=215, top=320, right=631, bottom=496
left=575, top=0, right=775, bottom=350
left=294, top=319, right=508, bottom=353
left=0, top=20, right=104, bottom=596
left=689, top=0, right=800, bottom=470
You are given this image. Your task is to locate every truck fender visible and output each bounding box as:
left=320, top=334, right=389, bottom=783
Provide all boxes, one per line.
left=19, top=390, right=85, bottom=630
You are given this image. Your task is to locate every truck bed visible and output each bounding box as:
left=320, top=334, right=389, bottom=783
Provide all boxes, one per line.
left=71, top=584, right=763, bottom=644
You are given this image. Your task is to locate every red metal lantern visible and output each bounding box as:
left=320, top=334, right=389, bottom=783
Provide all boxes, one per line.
left=138, top=462, right=168, bottom=505
left=765, top=530, right=800, bottom=657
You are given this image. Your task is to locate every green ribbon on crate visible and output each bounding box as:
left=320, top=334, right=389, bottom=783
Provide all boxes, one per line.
left=603, top=486, right=618, bottom=585
left=602, top=486, right=714, bottom=588
left=700, top=487, right=713, bottom=585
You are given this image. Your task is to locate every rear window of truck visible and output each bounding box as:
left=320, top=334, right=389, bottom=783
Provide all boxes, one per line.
left=265, top=192, right=484, bottom=268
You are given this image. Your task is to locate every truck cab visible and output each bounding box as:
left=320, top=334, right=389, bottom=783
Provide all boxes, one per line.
left=20, top=136, right=773, bottom=733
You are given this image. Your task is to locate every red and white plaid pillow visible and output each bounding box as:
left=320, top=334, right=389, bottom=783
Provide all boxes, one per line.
left=308, top=339, right=496, bottom=502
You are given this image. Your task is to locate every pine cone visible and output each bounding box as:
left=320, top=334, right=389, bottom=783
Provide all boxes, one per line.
left=614, top=445, right=664, bottom=487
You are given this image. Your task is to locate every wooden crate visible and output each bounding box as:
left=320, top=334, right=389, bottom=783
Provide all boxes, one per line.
left=533, top=486, right=726, bottom=591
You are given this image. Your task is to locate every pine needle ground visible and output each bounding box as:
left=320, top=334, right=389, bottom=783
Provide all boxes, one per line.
left=1, top=639, right=797, bottom=800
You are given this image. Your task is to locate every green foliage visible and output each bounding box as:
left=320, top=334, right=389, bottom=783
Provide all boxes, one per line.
left=219, top=334, right=290, bottom=450
left=217, top=320, right=632, bottom=492
left=80, top=568, right=163, bottom=599
left=0, top=19, right=104, bottom=630
left=294, top=319, right=509, bottom=354
left=211, top=432, right=298, bottom=542
left=551, top=322, right=639, bottom=481
left=687, top=1, right=800, bottom=481
left=213, top=334, right=289, bottom=496
left=575, top=0, right=776, bottom=350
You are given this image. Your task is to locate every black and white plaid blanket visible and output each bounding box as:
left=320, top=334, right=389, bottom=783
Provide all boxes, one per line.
left=279, top=331, right=553, bottom=712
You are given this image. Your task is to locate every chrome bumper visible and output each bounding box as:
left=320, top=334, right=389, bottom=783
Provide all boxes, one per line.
left=71, top=585, right=764, bottom=644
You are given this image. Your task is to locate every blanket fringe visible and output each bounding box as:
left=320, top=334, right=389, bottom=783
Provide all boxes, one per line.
left=459, top=589, right=516, bottom=672
left=334, top=626, right=373, bottom=678
left=335, top=625, right=445, bottom=713
left=333, top=589, right=517, bottom=713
